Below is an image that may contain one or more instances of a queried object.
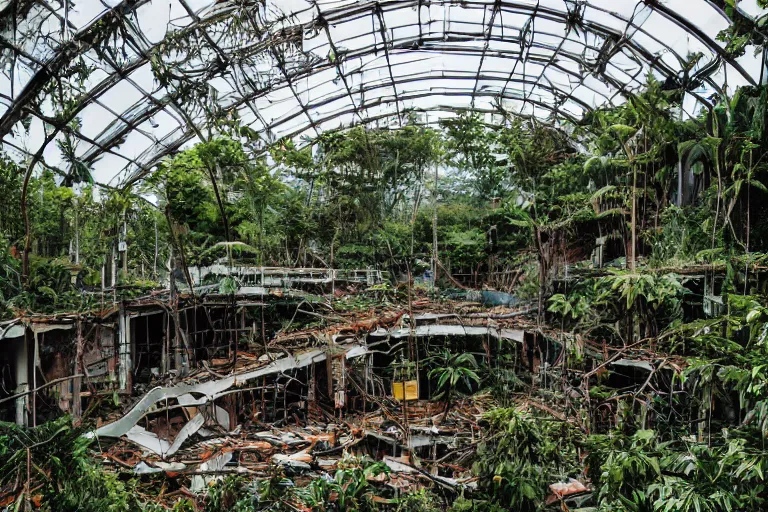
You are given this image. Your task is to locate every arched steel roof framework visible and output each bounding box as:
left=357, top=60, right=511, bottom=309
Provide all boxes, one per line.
left=0, top=0, right=765, bottom=186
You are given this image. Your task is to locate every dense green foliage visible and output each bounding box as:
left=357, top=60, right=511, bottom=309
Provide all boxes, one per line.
left=470, top=409, right=583, bottom=512
left=4, top=24, right=768, bottom=511
left=6, top=73, right=766, bottom=312
left=0, top=418, right=143, bottom=512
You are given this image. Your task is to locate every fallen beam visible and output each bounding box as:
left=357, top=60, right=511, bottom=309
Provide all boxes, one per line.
left=90, top=344, right=369, bottom=456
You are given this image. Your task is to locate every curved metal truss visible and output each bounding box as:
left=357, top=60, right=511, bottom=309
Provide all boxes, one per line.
left=0, top=0, right=765, bottom=186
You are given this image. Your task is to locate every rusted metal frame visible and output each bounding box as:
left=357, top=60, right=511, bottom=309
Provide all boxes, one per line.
left=167, top=1, right=282, bottom=57
left=269, top=49, right=321, bottom=138
left=77, top=66, right=161, bottom=144
left=17, top=0, right=725, bottom=177
left=78, top=38, right=218, bottom=168
left=0, top=55, right=160, bottom=182
left=92, top=43, right=604, bottom=176
left=229, top=66, right=278, bottom=143
left=81, top=45, right=687, bottom=180
left=0, top=0, right=151, bottom=137
left=1, top=0, right=245, bottom=157
left=0, top=34, right=50, bottom=71
left=77, top=43, right=186, bottom=163
left=344, top=0, right=741, bottom=55
left=0, top=139, right=129, bottom=187
left=480, top=10, right=683, bottom=108
left=314, top=0, right=749, bottom=115
left=12, top=105, right=153, bottom=176
left=76, top=95, right=174, bottom=169
left=571, top=2, right=696, bottom=70
left=499, top=0, right=538, bottom=113
left=275, top=30, right=682, bottom=102
left=0, top=0, right=67, bottom=30
left=96, top=2, right=277, bottom=83
left=373, top=3, right=403, bottom=123
left=530, top=39, right=711, bottom=114
left=0, top=20, right=175, bottom=169
left=234, top=41, right=609, bottom=116
left=186, top=27, right=301, bottom=69
left=551, top=0, right=756, bottom=95
left=588, top=5, right=658, bottom=106
left=83, top=108, right=189, bottom=185
left=417, top=0, right=424, bottom=44
left=1, top=0, right=708, bottom=168
left=313, top=4, right=365, bottom=125
left=651, top=0, right=756, bottom=86
left=102, top=17, right=192, bottom=132
left=277, top=90, right=584, bottom=140
left=0, top=7, right=67, bottom=79
left=164, top=0, right=236, bottom=142
left=14, top=85, right=162, bottom=179
left=258, top=39, right=609, bottom=110
left=239, top=7, right=320, bottom=138
left=263, top=73, right=593, bottom=133
left=210, top=18, right=279, bottom=139
left=367, top=43, right=589, bottom=85
left=2, top=2, right=378, bottom=110
left=213, top=35, right=595, bottom=108
left=329, top=105, right=511, bottom=130
left=318, top=0, right=725, bottom=80
left=69, top=55, right=173, bottom=168
left=177, top=0, right=232, bottom=66
left=162, top=54, right=272, bottom=147
left=0, top=0, right=748, bottom=146
left=76, top=18, right=241, bottom=169
left=520, top=22, right=578, bottom=115
left=530, top=5, right=646, bottom=114
left=470, top=1, right=501, bottom=109
left=592, top=37, right=689, bottom=110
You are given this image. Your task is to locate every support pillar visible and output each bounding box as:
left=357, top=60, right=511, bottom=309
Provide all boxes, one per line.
left=14, top=334, right=29, bottom=427
left=118, top=305, right=132, bottom=393
left=72, top=320, right=83, bottom=419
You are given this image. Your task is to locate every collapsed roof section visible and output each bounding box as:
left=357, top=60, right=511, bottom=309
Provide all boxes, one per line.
left=0, top=0, right=764, bottom=186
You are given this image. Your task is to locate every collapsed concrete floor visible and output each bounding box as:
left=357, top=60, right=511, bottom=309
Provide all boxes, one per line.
left=1, top=276, right=689, bottom=510
left=0, top=281, right=545, bottom=508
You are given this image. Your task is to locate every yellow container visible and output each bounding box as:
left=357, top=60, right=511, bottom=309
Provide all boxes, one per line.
left=392, top=380, right=419, bottom=401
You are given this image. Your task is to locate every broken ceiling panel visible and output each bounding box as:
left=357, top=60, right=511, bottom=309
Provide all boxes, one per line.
left=91, top=343, right=370, bottom=454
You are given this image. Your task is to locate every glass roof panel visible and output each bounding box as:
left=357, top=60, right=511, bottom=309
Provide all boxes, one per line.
left=739, top=0, right=768, bottom=17
left=0, top=0, right=761, bottom=185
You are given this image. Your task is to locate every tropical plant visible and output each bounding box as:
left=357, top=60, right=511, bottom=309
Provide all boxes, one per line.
left=395, top=489, right=441, bottom=512
left=427, top=350, right=481, bottom=414
left=471, top=408, right=583, bottom=512
left=0, top=417, right=142, bottom=512
left=297, top=454, right=389, bottom=511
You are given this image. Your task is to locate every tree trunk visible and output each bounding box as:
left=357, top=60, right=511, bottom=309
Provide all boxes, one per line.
left=630, top=164, right=637, bottom=271
left=207, top=164, right=231, bottom=245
